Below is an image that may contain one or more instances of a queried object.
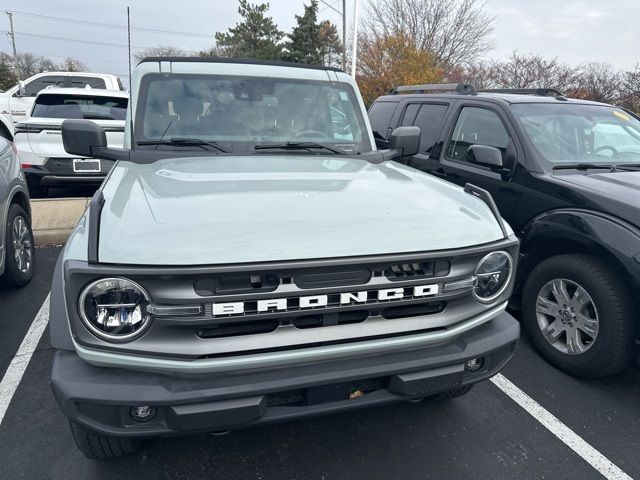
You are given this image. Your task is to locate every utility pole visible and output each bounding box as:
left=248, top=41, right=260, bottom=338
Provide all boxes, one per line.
left=350, top=0, right=360, bottom=78
left=342, top=0, right=347, bottom=71
left=6, top=12, right=17, bottom=65
left=127, top=7, right=132, bottom=89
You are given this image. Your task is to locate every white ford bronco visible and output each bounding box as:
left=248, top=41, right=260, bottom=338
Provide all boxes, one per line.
left=49, top=57, right=520, bottom=458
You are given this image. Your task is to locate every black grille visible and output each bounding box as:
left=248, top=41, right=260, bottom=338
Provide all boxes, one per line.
left=198, top=319, right=279, bottom=338
left=292, top=310, right=368, bottom=329
left=384, top=261, right=450, bottom=281
left=381, top=302, right=446, bottom=319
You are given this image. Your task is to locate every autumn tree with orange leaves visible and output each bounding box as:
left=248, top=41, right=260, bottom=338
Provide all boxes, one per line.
left=356, top=33, right=443, bottom=106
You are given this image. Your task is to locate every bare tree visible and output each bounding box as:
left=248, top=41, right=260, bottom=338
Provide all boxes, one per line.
left=133, top=46, right=187, bottom=63
left=453, top=53, right=582, bottom=94
left=572, top=62, right=622, bottom=104
left=363, top=0, right=494, bottom=68
left=14, top=53, right=58, bottom=78
left=58, top=57, right=88, bottom=72
left=621, top=63, right=640, bottom=112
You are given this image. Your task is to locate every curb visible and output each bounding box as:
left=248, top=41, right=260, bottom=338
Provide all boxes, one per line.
left=30, top=197, right=90, bottom=246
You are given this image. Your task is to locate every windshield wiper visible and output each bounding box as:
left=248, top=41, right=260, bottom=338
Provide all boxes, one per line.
left=137, top=138, right=229, bottom=153
left=254, top=142, right=346, bottom=154
left=552, top=163, right=616, bottom=172
left=82, top=113, right=115, bottom=120
left=613, top=163, right=640, bottom=171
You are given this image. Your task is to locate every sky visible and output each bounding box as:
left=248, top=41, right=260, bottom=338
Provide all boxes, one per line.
left=1, top=0, right=638, bottom=87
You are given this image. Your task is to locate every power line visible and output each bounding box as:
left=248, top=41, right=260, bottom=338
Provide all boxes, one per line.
left=2, top=31, right=152, bottom=49
left=4, top=10, right=213, bottom=39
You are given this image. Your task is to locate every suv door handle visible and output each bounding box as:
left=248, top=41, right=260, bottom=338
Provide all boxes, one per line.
left=432, top=170, right=448, bottom=179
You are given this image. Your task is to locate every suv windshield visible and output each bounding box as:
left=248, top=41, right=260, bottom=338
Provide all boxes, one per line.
left=32, top=94, right=128, bottom=120
left=512, top=103, right=640, bottom=170
left=134, top=73, right=369, bottom=154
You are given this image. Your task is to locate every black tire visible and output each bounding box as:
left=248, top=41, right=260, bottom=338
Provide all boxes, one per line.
left=0, top=125, right=11, bottom=142
left=522, top=254, right=634, bottom=378
left=69, top=421, right=140, bottom=459
left=426, top=385, right=474, bottom=402
left=1, top=203, right=34, bottom=287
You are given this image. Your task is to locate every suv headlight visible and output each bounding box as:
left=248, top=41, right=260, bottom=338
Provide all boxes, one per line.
left=473, top=251, right=513, bottom=303
left=79, top=278, right=151, bottom=341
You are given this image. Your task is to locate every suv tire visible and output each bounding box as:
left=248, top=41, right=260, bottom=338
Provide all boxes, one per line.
left=425, top=385, right=473, bottom=402
left=1, top=203, right=34, bottom=287
left=69, top=421, right=140, bottom=459
left=522, top=254, right=634, bottom=378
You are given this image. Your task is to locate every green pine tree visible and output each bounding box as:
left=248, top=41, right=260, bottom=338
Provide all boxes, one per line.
left=0, top=55, right=18, bottom=91
left=213, top=1, right=284, bottom=60
left=284, top=0, right=323, bottom=64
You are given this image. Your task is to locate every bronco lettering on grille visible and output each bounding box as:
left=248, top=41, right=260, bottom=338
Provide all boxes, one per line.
left=211, top=284, right=439, bottom=316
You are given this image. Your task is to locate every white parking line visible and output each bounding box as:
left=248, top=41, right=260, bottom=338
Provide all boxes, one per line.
left=0, top=294, right=50, bottom=425
left=490, top=373, right=633, bottom=480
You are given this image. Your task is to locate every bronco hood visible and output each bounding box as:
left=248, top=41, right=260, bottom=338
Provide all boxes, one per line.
left=93, top=155, right=507, bottom=265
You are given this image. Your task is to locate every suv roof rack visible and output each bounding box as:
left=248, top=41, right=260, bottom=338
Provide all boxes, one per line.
left=137, top=56, right=345, bottom=73
left=390, top=83, right=477, bottom=95
left=477, top=88, right=565, bottom=97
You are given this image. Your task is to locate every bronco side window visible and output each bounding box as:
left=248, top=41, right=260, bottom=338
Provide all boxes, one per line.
left=446, top=107, right=509, bottom=161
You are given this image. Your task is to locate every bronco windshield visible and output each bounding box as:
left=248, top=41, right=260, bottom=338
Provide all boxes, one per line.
left=512, top=103, right=640, bottom=170
left=134, top=73, right=370, bottom=154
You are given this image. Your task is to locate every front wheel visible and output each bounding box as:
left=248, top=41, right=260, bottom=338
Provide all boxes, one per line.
left=522, top=254, right=634, bottom=378
left=1, top=203, right=34, bottom=287
left=69, top=421, right=140, bottom=459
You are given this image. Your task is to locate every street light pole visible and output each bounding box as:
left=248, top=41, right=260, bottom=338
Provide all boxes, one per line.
left=350, top=0, right=360, bottom=78
left=342, top=0, right=347, bottom=71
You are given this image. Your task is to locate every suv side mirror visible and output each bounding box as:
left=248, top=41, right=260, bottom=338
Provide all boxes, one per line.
left=62, top=119, right=127, bottom=161
left=468, top=145, right=503, bottom=169
left=17, top=81, right=26, bottom=97
left=389, top=126, right=420, bottom=157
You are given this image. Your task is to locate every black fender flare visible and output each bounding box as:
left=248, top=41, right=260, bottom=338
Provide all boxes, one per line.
left=517, top=208, right=640, bottom=290
left=49, top=253, right=75, bottom=350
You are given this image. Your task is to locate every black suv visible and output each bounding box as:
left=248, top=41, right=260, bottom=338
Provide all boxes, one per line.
left=368, top=83, right=640, bottom=378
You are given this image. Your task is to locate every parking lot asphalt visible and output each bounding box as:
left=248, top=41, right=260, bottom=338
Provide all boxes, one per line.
left=0, top=247, right=638, bottom=479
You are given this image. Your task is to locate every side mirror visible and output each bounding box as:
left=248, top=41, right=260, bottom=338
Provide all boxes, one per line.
left=17, top=81, right=26, bottom=97
left=468, top=145, right=503, bottom=168
left=389, top=126, right=420, bottom=157
left=62, top=119, right=108, bottom=158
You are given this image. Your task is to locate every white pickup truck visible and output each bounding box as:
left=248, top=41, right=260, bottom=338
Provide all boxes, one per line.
left=0, top=71, right=124, bottom=141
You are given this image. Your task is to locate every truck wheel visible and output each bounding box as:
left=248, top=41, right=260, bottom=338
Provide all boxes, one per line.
left=69, top=421, right=140, bottom=459
left=1, top=203, right=34, bottom=287
left=522, top=254, right=634, bottom=378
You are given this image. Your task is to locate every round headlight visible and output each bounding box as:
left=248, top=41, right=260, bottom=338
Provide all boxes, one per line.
left=79, top=278, right=151, bottom=341
left=473, top=251, right=513, bottom=303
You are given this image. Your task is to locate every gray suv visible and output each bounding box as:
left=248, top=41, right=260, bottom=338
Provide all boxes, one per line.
left=0, top=137, right=34, bottom=286
left=50, top=58, right=519, bottom=458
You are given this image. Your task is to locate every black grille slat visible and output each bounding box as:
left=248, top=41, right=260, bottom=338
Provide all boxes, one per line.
left=384, top=260, right=450, bottom=281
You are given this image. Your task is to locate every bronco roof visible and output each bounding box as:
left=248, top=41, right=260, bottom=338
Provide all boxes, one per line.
left=137, top=56, right=344, bottom=73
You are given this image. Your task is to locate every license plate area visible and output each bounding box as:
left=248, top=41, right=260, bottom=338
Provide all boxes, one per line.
left=73, top=158, right=101, bottom=173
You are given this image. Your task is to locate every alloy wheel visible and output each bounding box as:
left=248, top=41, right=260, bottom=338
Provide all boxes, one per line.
left=535, top=278, right=599, bottom=355
left=12, top=215, right=33, bottom=274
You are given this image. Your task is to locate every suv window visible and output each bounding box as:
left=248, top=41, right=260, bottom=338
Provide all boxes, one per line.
left=400, top=103, right=420, bottom=126
left=69, top=77, right=107, bottom=89
left=446, top=107, right=509, bottom=161
left=368, top=101, right=397, bottom=138
left=23, top=75, right=66, bottom=97
left=32, top=94, right=128, bottom=120
left=136, top=73, right=370, bottom=153
left=413, top=104, right=448, bottom=153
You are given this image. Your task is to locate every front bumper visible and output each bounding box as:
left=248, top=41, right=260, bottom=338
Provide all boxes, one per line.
left=51, top=311, right=519, bottom=438
left=22, top=159, right=114, bottom=187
